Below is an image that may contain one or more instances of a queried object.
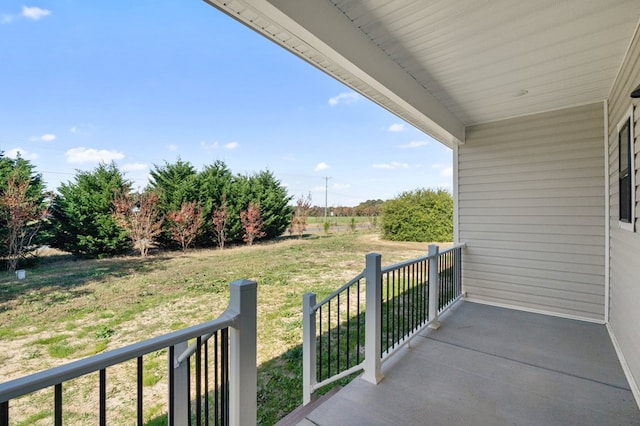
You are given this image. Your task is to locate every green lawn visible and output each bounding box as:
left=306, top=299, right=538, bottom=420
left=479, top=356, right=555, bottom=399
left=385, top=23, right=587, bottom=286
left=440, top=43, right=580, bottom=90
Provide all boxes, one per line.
left=0, top=231, right=431, bottom=425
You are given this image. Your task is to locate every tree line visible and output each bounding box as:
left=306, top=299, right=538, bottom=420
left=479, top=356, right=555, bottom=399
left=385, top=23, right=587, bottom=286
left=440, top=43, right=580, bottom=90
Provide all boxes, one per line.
left=0, top=154, right=294, bottom=270
left=1, top=151, right=454, bottom=271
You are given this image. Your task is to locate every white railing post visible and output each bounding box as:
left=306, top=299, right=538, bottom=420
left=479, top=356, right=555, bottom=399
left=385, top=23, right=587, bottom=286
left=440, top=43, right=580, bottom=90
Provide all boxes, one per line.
left=229, top=279, right=257, bottom=426
left=169, top=341, right=189, bottom=423
left=362, top=253, right=383, bottom=384
left=428, top=244, right=441, bottom=329
left=302, top=292, right=317, bottom=405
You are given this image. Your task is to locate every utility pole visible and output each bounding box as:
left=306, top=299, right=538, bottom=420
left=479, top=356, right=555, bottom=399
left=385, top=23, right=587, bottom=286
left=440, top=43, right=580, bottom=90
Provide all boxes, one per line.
left=324, top=176, right=331, bottom=222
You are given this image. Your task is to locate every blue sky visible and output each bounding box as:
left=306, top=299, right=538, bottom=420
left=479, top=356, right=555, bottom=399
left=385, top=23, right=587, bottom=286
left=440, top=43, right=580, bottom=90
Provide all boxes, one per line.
left=0, top=1, right=452, bottom=207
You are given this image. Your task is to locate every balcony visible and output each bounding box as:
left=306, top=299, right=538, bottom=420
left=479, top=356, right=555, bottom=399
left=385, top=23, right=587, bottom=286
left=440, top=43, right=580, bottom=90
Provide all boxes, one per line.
left=293, top=300, right=639, bottom=425
left=2, top=246, right=639, bottom=425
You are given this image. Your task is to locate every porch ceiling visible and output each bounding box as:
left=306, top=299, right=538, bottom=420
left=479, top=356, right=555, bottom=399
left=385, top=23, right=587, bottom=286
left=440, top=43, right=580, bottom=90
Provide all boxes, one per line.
left=205, top=0, right=640, bottom=147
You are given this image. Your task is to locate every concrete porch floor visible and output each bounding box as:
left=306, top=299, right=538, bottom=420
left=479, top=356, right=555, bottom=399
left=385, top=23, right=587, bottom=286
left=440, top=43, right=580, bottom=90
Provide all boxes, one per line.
left=297, top=301, right=640, bottom=425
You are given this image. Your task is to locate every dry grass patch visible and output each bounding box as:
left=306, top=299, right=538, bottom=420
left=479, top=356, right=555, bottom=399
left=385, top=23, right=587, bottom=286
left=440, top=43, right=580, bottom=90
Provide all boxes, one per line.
left=1, top=231, right=444, bottom=424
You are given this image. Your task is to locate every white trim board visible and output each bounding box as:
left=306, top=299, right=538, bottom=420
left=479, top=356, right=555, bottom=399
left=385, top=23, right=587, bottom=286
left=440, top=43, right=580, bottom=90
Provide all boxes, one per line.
left=607, top=323, right=640, bottom=409
left=463, top=297, right=606, bottom=325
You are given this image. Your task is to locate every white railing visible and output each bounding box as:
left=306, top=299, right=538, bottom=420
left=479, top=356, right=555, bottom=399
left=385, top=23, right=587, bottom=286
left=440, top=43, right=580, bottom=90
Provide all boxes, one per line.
left=0, top=279, right=257, bottom=426
left=302, top=244, right=464, bottom=404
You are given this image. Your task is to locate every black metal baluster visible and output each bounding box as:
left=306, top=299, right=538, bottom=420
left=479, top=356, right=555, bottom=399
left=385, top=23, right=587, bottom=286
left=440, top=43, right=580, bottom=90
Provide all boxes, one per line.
left=385, top=272, right=389, bottom=354
left=54, top=383, right=62, bottom=426
left=318, top=306, right=323, bottom=381
left=356, top=279, right=361, bottom=364
left=412, top=263, right=416, bottom=331
left=401, top=268, right=406, bottom=338
left=137, top=356, right=143, bottom=426
left=327, top=300, right=331, bottom=378
left=196, top=336, right=202, bottom=426
left=214, top=332, right=219, bottom=426
left=204, top=339, right=209, bottom=426
left=0, top=401, right=7, bottom=426
left=221, top=329, right=228, bottom=426
left=336, top=293, right=340, bottom=374
left=187, top=353, right=191, bottom=426
left=346, top=285, right=350, bottom=368
left=169, top=345, right=175, bottom=426
left=99, top=368, right=106, bottom=426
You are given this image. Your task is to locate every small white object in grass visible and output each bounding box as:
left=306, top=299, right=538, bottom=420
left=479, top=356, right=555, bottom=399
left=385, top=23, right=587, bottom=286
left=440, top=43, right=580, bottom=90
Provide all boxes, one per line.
left=16, top=269, right=26, bottom=280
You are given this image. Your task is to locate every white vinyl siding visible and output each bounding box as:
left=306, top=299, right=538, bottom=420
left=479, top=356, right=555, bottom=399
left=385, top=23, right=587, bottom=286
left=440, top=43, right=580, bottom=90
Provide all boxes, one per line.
left=459, top=103, right=605, bottom=321
left=607, top=22, right=640, bottom=399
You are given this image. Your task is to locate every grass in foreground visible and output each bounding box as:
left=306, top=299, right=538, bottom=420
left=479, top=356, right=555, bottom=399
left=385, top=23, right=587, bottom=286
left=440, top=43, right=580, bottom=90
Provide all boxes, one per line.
left=0, top=231, right=433, bottom=425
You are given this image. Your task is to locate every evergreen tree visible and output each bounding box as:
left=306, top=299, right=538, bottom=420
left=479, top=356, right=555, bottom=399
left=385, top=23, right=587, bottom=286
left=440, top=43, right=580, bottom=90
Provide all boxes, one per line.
left=196, top=161, right=234, bottom=244
left=148, top=159, right=199, bottom=247
left=49, top=163, right=131, bottom=256
left=233, top=170, right=293, bottom=240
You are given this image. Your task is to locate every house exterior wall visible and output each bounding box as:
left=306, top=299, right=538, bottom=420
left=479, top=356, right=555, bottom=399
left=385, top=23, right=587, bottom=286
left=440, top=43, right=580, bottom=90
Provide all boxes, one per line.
left=607, top=23, right=640, bottom=400
left=459, top=103, right=606, bottom=321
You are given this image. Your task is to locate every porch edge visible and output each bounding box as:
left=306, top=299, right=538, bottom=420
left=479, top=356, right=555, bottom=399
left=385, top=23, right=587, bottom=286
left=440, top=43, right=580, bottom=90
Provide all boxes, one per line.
left=606, top=323, right=640, bottom=409
left=463, top=298, right=606, bottom=324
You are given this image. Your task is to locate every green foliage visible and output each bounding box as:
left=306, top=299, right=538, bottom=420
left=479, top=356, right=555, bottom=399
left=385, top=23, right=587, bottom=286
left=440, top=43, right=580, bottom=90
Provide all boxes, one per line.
left=150, top=160, right=292, bottom=247
left=149, top=159, right=199, bottom=214
left=353, top=199, right=384, bottom=217
left=229, top=170, right=292, bottom=241
left=48, top=163, right=131, bottom=256
left=195, top=161, right=234, bottom=244
left=0, top=152, right=48, bottom=258
left=381, top=188, right=453, bottom=242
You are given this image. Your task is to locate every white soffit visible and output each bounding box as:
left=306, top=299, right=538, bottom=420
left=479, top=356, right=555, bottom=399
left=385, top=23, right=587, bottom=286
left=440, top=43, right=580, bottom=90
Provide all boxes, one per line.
left=204, top=0, right=640, bottom=145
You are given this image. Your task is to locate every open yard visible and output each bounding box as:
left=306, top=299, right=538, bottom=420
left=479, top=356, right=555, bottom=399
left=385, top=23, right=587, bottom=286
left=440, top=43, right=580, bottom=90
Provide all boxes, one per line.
left=0, top=230, right=434, bottom=425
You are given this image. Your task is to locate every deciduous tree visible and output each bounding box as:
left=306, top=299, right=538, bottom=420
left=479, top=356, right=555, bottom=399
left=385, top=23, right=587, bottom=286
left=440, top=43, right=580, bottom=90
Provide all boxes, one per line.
left=240, top=202, right=266, bottom=246
left=212, top=202, right=228, bottom=249
left=112, top=191, right=164, bottom=257
left=167, top=201, right=204, bottom=252
left=290, top=193, right=312, bottom=238
left=0, top=173, right=49, bottom=271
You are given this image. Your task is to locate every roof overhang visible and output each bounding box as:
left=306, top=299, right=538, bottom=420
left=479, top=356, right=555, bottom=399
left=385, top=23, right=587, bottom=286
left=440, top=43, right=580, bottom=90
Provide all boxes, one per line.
left=204, top=1, right=640, bottom=148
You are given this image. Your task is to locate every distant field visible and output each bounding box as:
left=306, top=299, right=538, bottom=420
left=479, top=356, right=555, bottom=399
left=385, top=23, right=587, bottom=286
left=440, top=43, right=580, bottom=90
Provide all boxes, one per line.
left=306, top=215, right=378, bottom=233
left=0, top=230, right=435, bottom=425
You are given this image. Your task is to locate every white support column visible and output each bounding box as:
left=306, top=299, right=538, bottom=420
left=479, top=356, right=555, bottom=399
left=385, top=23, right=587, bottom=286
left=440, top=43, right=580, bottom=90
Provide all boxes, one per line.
left=302, top=292, right=317, bottom=405
left=168, top=341, right=189, bottom=424
left=428, top=245, right=441, bottom=330
left=362, top=253, right=383, bottom=384
left=228, top=279, right=257, bottom=426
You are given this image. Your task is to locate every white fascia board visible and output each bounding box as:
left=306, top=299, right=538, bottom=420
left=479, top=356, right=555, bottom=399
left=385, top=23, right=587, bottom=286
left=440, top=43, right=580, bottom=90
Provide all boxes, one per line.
left=206, top=0, right=465, bottom=146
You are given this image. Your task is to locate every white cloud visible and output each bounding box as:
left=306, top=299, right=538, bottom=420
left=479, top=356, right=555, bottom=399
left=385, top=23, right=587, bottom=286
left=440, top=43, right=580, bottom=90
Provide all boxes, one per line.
left=399, top=140, right=429, bottom=149
left=69, top=126, right=77, bottom=133
left=121, top=163, right=148, bottom=172
left=65, top=147, right=124, bottom=164
left=200, top=141, right=219, bottom=151
left=372, top=161, right=410, bottom=170
left=388, top=123, right=405, bottom=132
left=432, top=163, right=446, bottom=169
left=6, top=147, right=37, bottom=160
left=282, top=153, right=295, bottom=161
left=22, top=6, right=51, bottom=20
left=30, top=133, right=56, bottom=142
left=314, top=162, right=330, bottom=172
left=167, top=144, right=178, bottom=151
left=440, top=167, right=453, bottom=177
left=224, top=142, right=239, bottom=150
left=328, top=91, right=360, bottom=106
